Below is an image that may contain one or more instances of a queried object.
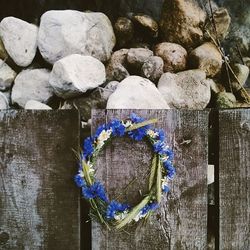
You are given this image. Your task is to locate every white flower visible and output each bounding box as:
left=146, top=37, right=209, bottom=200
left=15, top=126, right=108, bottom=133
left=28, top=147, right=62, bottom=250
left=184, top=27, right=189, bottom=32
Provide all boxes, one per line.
left=147, top=129, right=159, bottom=138
left=122, top=120, right=132, bottom=128
left=97, top=129, right=112, bottom=147
left=86, top=161, right=95, bottom=172
left=89, top=166, right=95, bottom=174
left=114, top=210, right=129, bottom=221
left=78, top=170, right=84, bottom=177
left=133, top=212, right=142, bottom=222
left=79, top=163, right=95, bottom=176
left=161, top=156, right=169, bottom=162
left=133, top=211, right=147, bottom=222
left=161, top=177, right=169, bottom=190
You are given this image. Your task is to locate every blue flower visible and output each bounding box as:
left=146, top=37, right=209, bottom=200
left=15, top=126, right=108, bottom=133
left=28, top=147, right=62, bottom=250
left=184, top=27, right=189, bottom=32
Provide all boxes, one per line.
left=162, top=185, right=169, bottom=193
left=130, top=113, right=145, bottom=123
left=128, top=114, right=151, bottom=141
left=163, top=161, right=176, bottom=179
left=83, top=137, right=94, bottom=159
left=108, top=119, right=126, bottom=137
left=141, top=202, right=159, bottom=216
left=154, top=142, right=174, bottom=160
left=106, top=200, right=130, bottom=219
left=153, top=141, right=166, bottom=154
left=82, top=182, right=108, bottom=202
left=165, top=148, right=174, bottom=161
left=163, top=160, right=173, bottom=169
left=128, top=128, right=148, bottom=141
left=94, top=124, right=106, bottom=139
left=154, top=128, right=165, bottom=141
left=74, top=174, right=86, bottom=188
left=166, top=166, right=176, bottom=180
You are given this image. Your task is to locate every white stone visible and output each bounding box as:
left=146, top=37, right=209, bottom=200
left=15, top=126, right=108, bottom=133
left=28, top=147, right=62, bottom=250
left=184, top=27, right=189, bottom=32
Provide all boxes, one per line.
left=12, top=69, right=53, bottom=108
left=158, top=69, right=211, bottom=109
left=0, top=91, right=9, bottom=109
left=107, top=75, right=169, bottom=109
left=0, top=17, right=38, bottom=67
left=25, top=100, right=52, bottom=110
left=38, top=10, right=116, bottom=64
left=49, top=54, right=106, bottom=99
left=0, top=59, right=16, bottom=91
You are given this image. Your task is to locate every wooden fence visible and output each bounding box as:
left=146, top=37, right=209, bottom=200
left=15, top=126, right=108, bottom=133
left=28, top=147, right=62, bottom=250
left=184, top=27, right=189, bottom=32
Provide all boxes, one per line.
left=0, top=109, right=249, bottom=250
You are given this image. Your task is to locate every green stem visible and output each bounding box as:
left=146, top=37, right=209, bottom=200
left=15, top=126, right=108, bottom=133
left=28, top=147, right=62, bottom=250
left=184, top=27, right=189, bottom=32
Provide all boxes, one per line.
left=90, top=199, right=111, bottom=230
left=126, top=118, right=158, bottom=132
left=149, top=154, right=157, bottom=191
left=156, top=156, right=162, bottom=203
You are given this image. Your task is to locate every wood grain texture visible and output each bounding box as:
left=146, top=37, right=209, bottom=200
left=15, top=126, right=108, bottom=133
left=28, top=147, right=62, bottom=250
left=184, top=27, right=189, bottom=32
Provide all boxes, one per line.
left=91, top=109, right=209, bottom=250
left=219, top=109, right=250, bottom=250
left=0, top=110, right=80, bottom=250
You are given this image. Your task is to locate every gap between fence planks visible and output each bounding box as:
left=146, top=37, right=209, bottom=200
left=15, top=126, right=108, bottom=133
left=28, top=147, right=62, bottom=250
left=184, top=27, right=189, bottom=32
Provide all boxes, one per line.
left=0, top=110, right=80, bottom=250
left=219, top=109, right=250, bottom=250
left=91, top=109, right=209, bottom=250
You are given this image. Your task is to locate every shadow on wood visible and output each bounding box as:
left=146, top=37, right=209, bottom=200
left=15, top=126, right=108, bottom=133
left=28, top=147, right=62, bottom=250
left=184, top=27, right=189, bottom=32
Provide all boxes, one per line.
left=0, top=110, right=80, bottom=250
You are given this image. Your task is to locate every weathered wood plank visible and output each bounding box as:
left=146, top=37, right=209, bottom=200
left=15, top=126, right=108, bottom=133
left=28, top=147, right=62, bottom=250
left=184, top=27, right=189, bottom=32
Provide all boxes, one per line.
left=219, top=109, right=250, bottom=250
left=0, top=110, right=80, bottom=250
left=91, top=109, right=209, bottom=250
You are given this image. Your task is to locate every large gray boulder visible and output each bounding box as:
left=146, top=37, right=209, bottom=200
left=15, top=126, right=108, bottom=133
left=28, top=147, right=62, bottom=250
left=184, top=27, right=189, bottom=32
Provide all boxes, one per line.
left=38, top=10, right=116, bottom=64
left=0, top=59, right=16, bottom=91
left=12, top=69, right=53, bottom=108
left=49, top=54, right=106, bottom=99
left=158, top=69, right=211, bottom=109
left=107, top=75, right=169, bottom=109
left=0, top=17, right=38, bottom=67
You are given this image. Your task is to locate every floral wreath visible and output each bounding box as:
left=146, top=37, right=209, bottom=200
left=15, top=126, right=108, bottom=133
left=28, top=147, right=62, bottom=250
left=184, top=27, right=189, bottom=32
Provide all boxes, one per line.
left=74, top=113, right=175, bottom=230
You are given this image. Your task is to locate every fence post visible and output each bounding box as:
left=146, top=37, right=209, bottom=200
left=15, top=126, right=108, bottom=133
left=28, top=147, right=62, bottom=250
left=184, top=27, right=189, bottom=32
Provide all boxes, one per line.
left=0, top=110, right=80, bottom=250
left=219, top=109, right=250, bottom=249
left=91, top=109, right=209, bottom=250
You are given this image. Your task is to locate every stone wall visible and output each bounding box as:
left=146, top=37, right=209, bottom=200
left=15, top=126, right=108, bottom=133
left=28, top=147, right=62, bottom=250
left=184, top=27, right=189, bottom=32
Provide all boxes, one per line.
left=0, top=0, right=250, bottom=115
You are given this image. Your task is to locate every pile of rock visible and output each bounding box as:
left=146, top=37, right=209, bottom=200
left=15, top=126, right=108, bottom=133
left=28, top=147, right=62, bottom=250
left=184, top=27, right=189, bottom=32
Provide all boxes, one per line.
left=0, top=10, right=115, bottom=113
left=0, top=0, right=249, bottom=119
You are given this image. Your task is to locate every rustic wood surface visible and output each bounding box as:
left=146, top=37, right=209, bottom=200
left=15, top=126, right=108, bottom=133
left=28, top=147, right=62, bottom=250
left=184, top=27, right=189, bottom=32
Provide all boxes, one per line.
left=0, top=110, right=80, bottom=250
left=91, top=109, right=209, bottom=250
left=219, top=109, right=250, bottom=250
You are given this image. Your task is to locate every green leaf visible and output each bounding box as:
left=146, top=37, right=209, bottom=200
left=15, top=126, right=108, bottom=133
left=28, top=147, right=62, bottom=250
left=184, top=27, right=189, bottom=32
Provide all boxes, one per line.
left=126, top=118, right=158, bottom=132
left=82, top=160, right=93, bottom=185
left=156, top=156, right=162, bottom=203
left=149, top=154, right=157, bottom=190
